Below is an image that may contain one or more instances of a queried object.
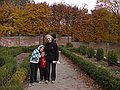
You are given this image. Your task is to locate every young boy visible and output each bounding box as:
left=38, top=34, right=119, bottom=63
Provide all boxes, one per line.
left=38, top=51, right=47, bottom=83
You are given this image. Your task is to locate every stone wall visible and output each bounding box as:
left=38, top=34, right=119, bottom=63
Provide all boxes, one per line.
left=0, top=36, right=72, bottom=47
left=0, top=36, right=41, bottom=47
left=0, top=36, right=119, bottom=55
left=0, top=36, right=119, bottom=59
left=56, top=37, right=72, bottom=46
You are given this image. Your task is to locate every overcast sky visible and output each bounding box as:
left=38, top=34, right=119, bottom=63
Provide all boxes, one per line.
left=34, top=0, right=97, bottom=13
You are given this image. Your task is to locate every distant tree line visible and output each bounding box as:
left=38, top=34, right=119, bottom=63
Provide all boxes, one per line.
left=0, top=0, right=120, bottom=43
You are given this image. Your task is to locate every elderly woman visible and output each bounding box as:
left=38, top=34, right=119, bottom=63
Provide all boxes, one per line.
left=44, top=34, right=59, bottom=84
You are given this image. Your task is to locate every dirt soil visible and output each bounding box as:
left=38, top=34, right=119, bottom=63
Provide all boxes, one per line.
left=16, top=53, right=30, bottom=67
left=74, top=52, right=120, bottom=71
left=25, top=53, right=103, bottom=90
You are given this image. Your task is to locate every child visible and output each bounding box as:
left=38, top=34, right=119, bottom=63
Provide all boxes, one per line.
left=38, top=51, right=47, bottom=83
left=29, top=45, right=44, bottom=86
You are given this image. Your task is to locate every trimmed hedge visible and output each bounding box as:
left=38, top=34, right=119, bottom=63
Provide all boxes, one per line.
left=0, top=57, right=5, bottom=67
left=66, top=42, right=73, bottom=48
left=0, top=47, right=24, bottom=87
left=0, top=56, right=30, bottom=90
left=77, top=45, right=87, bottom=55
left=0, top=56, right=16, bottom=86
left=95, top=48, right=104, bottom=60
left=0, top=46, right=34, bottom=89
left=20, top=45, right=37, bottom=53
left=87, top=47, right=95, bottom=58
left=108, top=50, right=118, bottom=66
left=59, top=46, right=120, bottom=90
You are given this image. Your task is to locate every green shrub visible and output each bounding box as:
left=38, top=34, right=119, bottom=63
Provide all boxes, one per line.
left=21, top=45, right=36, bottom=53
left=108, top=50, right=118, bottom=66
left=67, top=47, right=77, bottom=52
left=78, top=45, right=87, bottom=55
left=87, top=47, right=95, bottom=58
left=1, top=55, right=30, bottom=90
left=0, top=77, right=23, bottom=90
left=0, top=46, right=32, bottom=88
left=0, top=57, right=5, bottom=67
left=0, top=47, right=18, bottom=87
left=0, top=54, right=16, bottom=64
left=0, top=54, right=17, bottom=67
left=0, top=62, right=16, bottom=86
left=1, top=48, right=23, bottom=57
left=59, top=46, right=120, bottom=90
left=96, top=48, right=104, bottom=60
left=59, top=45, right=64, bottom=47
left=11, top=68, right=28, bottom=85
left=66, top=42, right=73, bottom=48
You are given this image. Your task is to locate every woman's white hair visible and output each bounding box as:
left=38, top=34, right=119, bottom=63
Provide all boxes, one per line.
left=45, top=34, right=53, bottom=39
left=44, top=34, right=54, bottom=44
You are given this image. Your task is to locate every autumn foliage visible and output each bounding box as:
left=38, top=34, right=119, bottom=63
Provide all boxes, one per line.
left=0, top=1, right=120, bottom=43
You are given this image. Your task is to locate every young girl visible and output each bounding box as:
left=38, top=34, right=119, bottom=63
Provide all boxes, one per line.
left=38, top=51, right=47, bottom=83
left=29, top=45, right=44, bottom=86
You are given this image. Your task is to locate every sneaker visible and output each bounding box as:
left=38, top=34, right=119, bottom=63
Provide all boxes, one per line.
left=29, top=83, right=34, bottom=87
left=39, top=81, right=42, bottom=84
left=34, top=80, right=39, bottom=83
left=51, top=81, right=55, bottom=84
left=45, top=80, right=49, bottom=84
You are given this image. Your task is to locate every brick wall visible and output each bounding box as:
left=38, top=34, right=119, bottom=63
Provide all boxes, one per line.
left=0, top=36, right=72, bottom=47
left=0, top=36, right=119, bottom=55
left=0, top=36, right=42, bottom=47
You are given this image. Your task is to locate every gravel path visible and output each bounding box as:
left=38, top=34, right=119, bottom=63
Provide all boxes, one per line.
left=26, top=53, right=103, bottom=90
left=16, top=53, right=30, bottom=67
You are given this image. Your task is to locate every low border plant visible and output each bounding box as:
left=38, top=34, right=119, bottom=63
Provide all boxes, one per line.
left=59, top=46, right=120, bottom=90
